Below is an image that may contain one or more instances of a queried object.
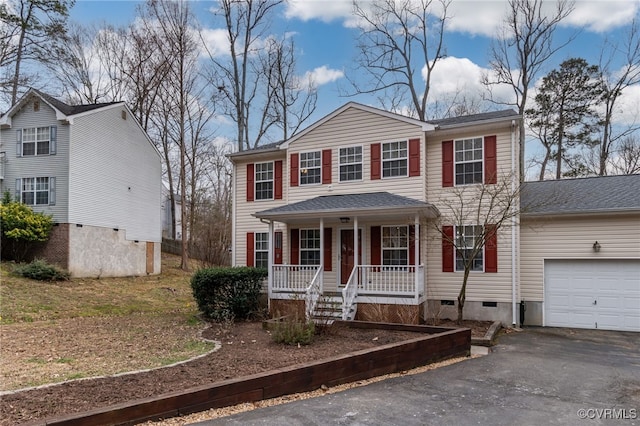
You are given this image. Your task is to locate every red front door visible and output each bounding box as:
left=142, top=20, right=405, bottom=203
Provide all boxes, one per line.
left=340, top=229, right=362, bottom=285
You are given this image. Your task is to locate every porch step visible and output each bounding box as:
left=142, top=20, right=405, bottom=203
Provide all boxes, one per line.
left=311, top=296, right=343, bottom=325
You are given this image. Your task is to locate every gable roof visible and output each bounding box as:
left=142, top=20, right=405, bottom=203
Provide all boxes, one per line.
left=521, top=174, right=640, bottom=216
left=427, top=109, right=519, bottom=128
left=0, top=88, right=122, bottom=127
left=254, top=191, right=440, bottom=222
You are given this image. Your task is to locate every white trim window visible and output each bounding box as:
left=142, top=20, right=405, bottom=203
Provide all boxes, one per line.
left=382, top=225, right=408, bottom=265
left=455, top=137, right=483, bottom=185
left=382, top=141, right=408, bottom=178
left=300, top=151, right=321, bottom=185
left=339, top=146, right=362, bottom=181
left=255, top=162, right=273, bottom=200
left=455, top=225, right=483, bottom=272
left=22, top=127, right=52, bottom=156
left=255, top=232, right=269, bottom=269
left=20, top=177, right=53, bottom=205
left=300, top=229, right=321, bottom=265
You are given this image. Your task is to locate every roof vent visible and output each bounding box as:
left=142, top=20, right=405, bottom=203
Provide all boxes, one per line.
left=121, top=110, right=126, bottom=120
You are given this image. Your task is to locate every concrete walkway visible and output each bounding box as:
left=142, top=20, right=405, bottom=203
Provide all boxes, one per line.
left=192, top=328, right=640, bottom=426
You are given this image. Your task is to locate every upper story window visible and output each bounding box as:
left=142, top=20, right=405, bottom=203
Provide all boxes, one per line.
left=255, top=162, right=273, bottom=200
left=382, top=141, right=407, bottom=178
left=300, top=151, right=321, bottom=185
left=300, top=229, right=321, bottom=265
left=20, top=177, right=52, bottom=205
left=382, top=225, right=408, bottom=266
left=455, top=225, right=483, bottom=272
left=22, top=127, right=51, bottom=156
left=255, top=232, right=269, bottom=269
left=455, top=137, right=483, bottom=185
left=339, top=146, right=362, bottom=182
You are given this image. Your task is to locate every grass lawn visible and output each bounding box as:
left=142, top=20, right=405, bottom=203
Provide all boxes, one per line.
left=0, top=254, right=218, bottom=391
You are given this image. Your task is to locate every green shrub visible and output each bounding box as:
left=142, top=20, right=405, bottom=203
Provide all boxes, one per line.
left=0, top=196, right=53, bottom=262
left=190, top=267, right=267, bottom=322
left=14, top=259, right=70, bottom=281
left=270, top=316, right=315, bottom=345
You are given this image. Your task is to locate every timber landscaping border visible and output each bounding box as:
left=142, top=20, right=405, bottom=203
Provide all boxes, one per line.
left=26, top=321, right=470, bottom=426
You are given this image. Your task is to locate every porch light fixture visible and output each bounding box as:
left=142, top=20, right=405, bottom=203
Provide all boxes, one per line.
left=340, top=217, right=350, bottom=224
left=593, top=241, right=601, bottom=252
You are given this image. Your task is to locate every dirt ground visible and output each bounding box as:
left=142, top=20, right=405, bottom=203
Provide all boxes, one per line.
left=0, top=320, right=491, bottom=425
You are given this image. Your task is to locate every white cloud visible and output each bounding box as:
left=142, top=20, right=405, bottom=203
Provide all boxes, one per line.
left=303, top=65, right=344, bottom=86
left=199, top=28, right=230, bottom=58
left=611, top=83, right=640, bottom=126
left=285, top=0, right=352, bottom=22
left=565, top=1, right=639, bottom=33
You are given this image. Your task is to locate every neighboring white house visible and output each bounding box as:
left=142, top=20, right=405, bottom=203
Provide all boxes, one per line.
left=0, top=89, right=163, bottom=277
left=229, top=101, right=640, bottom=332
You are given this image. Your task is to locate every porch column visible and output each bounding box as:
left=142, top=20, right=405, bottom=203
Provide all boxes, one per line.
left=353, top=216, right=359, bottom=268
left=319, top=217, right=324, bottom=290
left=268, top=220, right=274, bottom=301
left=414, top=214, right=420, bottom=300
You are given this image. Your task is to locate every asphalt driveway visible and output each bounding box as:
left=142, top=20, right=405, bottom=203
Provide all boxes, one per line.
left=193, top=327, right=640, bottom=426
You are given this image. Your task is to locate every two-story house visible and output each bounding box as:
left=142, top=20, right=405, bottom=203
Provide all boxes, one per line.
left=230, top=102, right=521, bottom=326
left=231, top=102, right=640, bottom=332
left=0, top=89, right=162, bottom=277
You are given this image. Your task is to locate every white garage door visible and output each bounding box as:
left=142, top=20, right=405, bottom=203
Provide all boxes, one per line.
left=545, top=259, right=640, bottom=332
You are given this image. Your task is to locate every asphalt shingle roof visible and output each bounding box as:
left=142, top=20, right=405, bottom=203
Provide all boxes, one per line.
left=33, top=89, right=120, bottom=116
left=427, top=109, right=519, bottom=127
left=521, top=174, right=640, bottom=215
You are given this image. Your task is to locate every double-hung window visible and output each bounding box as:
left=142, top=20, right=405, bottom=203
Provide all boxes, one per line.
left=382, top=226, right=408, bottom=266
left=300, top=151, right=321, bottom=185
left=22, top=127, right=51, bottom=156
left=455, top=225, right=483, bottom=272
left=339, top=146, right=362, bottom=181
left=300, top=229, right=321, bottom=265
left=21, top=177, right=51, bottom=205
left=255, top=232, right=269, bottom=269
left=382, top=141, right=408, bottom=178
left=455, top=137, right=483, bottom=185
left=255, top=162, right=273, bottom=200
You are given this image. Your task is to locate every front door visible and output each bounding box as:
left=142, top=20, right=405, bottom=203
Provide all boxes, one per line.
left=340, top=229, right=362, bottom=285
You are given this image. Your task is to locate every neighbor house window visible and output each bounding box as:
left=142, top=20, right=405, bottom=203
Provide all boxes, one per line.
left=382, top=141, right=407, bottom=178
left=255, top=162, right=273, bottom=200
left=339, top=146, right=362, bottom=181
left=455, top=137, right=483, bottom=185
left=22, top=127, right=51, bottom=156
left=300, top=151, right=321, bottom=185
left=300, top=229, right=321, bottom=265
left=455, top=225, right=483, bottom=272
left=382, top=226, right=408, bottom=265
left=21, top=177, right=50, bottom=205
left=255, top=232, right=269, bottom=269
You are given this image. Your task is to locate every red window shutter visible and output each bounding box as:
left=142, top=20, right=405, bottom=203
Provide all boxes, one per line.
left=290, top=153, right=299, bottom=187
left=371, top=226, right=381, bottom=265
left=324, top=227, right=332, bottom=271
left=485, top=224, right=498, bottom=273
left=274, top=231, right=283, bottom=264
left=274, top=160, right=283, bottom=199
left=442, top=140, right=454, bottom=187
left=442, top=226, right=454, bottom=272
left=246, top=163, right=255, bottom=202
left=371, top=143, right=381, bottom=180
left=290, top=229, right=299, bottom=265
left=484, top=135, right=497, bottom=184
left=322, top=149, right=332, bottom=184
left=409, top=138, right=421, bottom=177
left=246, top=232, right=255, bottom=267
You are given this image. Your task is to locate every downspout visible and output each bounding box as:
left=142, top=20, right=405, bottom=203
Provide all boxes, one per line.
left=511, top=119, right=518, bottom=327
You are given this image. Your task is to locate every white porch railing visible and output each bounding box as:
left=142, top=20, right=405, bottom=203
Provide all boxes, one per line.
left=305, top=267, right=323, bottom=321
left=341, top=267, right=359, bottom=320
left=272, top=265, right=319, bottom=293
left=356, top=265, right=424, bottom=298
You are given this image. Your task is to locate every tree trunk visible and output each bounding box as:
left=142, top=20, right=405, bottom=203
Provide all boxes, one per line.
left=456, top=269, right=471, bottom=325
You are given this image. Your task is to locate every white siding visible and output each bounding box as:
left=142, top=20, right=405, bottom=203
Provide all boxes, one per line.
left=68, top=106, right=162, bottom=242
left=521, top=214, right=640, bottom=302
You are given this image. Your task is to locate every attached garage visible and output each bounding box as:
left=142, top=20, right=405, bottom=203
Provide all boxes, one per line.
left=544, top=259, right=640, bottom=332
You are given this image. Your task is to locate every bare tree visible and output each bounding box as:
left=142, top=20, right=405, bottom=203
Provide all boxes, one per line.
left=0, top=0, right=74, bottom=106
left=349, top=0, right=450, bottom=120
left=483, top=0, right=574, bottom=181
left=610, top=135, right=640, bottom=175
left=205, top=0, right=282, bottom=151
left=433, top=175, right=521, bottom=324
left=593, top=19, right=640, bottom=176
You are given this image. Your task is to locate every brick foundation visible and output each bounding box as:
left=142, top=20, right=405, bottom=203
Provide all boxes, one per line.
left=28, top=223, right=70, bottom=269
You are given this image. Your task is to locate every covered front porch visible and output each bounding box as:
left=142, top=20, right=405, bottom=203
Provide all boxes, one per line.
left=253, top=192, right=440, bottom=323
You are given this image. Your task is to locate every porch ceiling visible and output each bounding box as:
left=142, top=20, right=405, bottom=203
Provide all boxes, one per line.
left=253, top=192, right=440, bottom=224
